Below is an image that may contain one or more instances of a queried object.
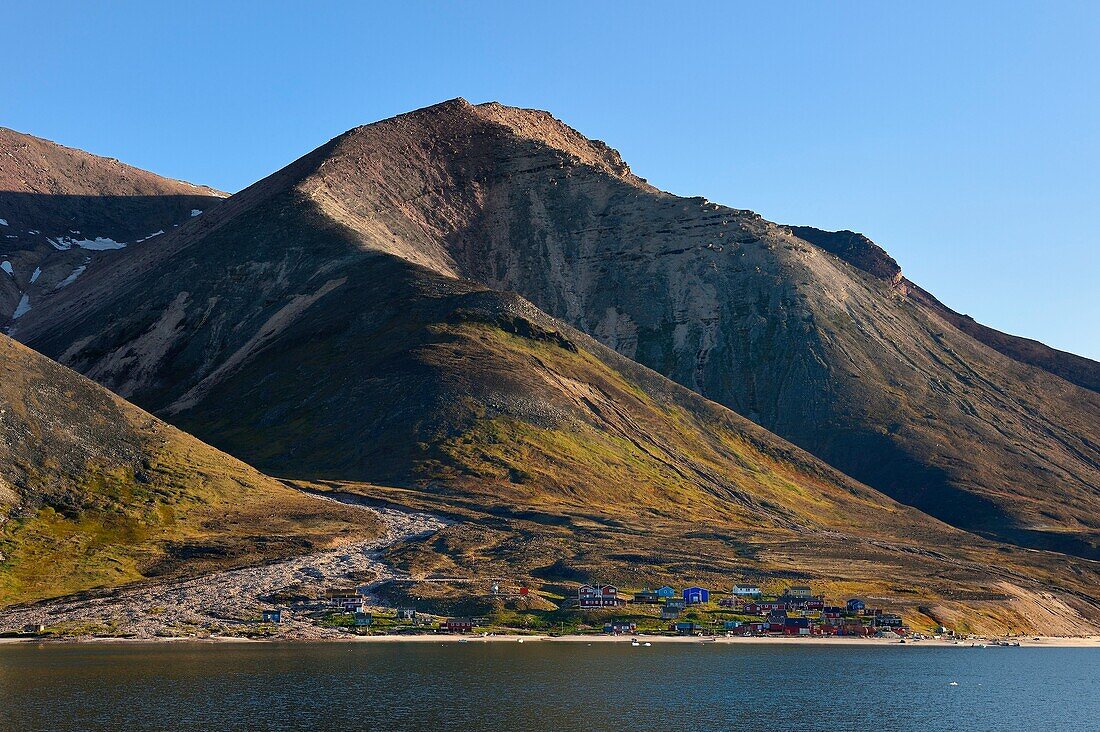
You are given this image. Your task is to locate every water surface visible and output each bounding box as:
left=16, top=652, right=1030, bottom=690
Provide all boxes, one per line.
left=2, top=642, right=1096, bottom=731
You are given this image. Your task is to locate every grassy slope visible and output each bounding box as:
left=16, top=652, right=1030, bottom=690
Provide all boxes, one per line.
left=0, top=336, right=379, bottom=606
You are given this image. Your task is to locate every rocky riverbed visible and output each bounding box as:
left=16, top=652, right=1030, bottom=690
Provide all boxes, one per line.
left=0, top=495, right=448, bottom=640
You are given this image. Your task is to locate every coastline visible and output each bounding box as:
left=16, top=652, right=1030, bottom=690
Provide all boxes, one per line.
left=3, top=633, right=1099, bottom=648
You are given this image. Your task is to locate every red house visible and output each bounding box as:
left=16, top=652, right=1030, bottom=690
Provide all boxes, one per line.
left=578, top=584, right=626, bottom=608
left=440, top=618, right=476, bottom=633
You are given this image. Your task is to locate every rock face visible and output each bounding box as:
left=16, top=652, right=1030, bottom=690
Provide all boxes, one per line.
left=0, top=126, right=225, bottom=332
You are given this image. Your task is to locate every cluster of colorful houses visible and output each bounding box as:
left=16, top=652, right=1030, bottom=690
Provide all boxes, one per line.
left=581, top=582, right=912, bottom=637
left=257, top=582, right=912, bottom=637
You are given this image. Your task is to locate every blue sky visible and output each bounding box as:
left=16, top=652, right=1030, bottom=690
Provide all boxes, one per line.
left=4, top=1, right=1098, bottom=358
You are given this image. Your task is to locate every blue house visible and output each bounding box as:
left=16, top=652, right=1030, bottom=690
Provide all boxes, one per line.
left=261, top=609, right=282, bottom=623
left=846, top=598, right=866, bottom=614
left=656, top=586, right=676, bottom=598
left=683, top=586, right=710, bottom=604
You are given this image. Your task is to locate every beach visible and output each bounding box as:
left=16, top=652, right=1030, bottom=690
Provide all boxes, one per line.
left=4, top=633, right=1098, bottom=648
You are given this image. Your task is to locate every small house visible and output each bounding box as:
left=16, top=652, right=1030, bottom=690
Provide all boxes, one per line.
left=683, top=587, right=710, bottom=604
left=655, top=586, right=676, bottom=598
left=632, top=589, right=661, bottom=604
left=846, top=598, right=866, bottom=614
left=22, top=623, right=44, bottom=635
left=664, top=597, right=687, bottom=611
left=578, top=584, right=626, bottom=608
left=354, top=612, right=373, bottom=627
left=783, top=617, right=811, bottom=635
left=672, top=621, right=699, bottom=635
left=787, top=586, right=812, bottom=599
left=604, top=621, right=637, bottom=634
left=261, top=609, right=282, bottom=624
left=755, top=600, right=786, bottom=613
left=872, top=613, right=903, bottom=629
left=440, top=618, right=475, bottom=633
left=396, top=607, right=417, bottom=621
left=723, top=620, right=742, bottom=630
left=660, top=606, right=681, bottom=620
left=326, top=589, right=365, bottom=612
left=732, top=584, right=761, bottom=597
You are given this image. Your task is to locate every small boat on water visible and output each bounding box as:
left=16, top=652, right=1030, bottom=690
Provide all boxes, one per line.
left=630, top=638, right=641, bottom=647
left=643, top=642, right=652, bottom=647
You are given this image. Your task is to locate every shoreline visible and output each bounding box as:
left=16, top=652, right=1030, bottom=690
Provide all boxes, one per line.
left=3, top=633, right=1099, bottom=648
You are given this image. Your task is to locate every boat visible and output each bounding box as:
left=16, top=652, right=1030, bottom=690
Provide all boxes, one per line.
left=643, top=642, right=652, bottom=647
left=630, top=638, right=640, bottom=646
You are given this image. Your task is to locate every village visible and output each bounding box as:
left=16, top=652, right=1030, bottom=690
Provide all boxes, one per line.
left=228, top=581, right=956, bottom=641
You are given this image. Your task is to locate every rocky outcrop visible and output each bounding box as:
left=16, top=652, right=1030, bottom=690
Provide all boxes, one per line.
left=787, top=225, right=906, bottom=290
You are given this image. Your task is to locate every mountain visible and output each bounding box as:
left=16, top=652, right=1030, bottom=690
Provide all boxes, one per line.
left=0, top=126, right=226, bottom=332
left=7, top=101, right=1100, bottom=633
left=0, top=335, right=375, bottom=606
left=36, top=96, right=1084, bottom=559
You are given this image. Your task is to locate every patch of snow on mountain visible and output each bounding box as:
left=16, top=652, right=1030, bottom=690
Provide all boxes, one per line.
left=0, top=261, right=12, bottom=276
left=191, top=209, right=202, bottom=217
left=0, top=219, right=8, bottom=226
left=30, top=267, right=41, bottom=283
left=55, top=265, right=88, bottom=289
left=12, top=294, right=30, bottom=320
left=62, top=236, right=126, bottom=251
left=135, top=230, right=164, bottom=243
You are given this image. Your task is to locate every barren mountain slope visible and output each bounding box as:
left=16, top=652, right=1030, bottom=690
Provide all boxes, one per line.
left=789, top=225, right=1100, bottom=393
left=9, top=109, right=1100, bottom=632
left=0, top=126, right=225, bottom=331
left=0, top=335, right=377, bottom=606
left=78, top=97, right=1093, bottom=558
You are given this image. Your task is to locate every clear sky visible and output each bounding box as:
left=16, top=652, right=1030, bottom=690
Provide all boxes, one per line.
left=4, top=1, right=1098, bottom=358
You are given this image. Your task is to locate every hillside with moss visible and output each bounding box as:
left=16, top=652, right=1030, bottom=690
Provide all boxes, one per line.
left=0, top=335, right=379, bottom=606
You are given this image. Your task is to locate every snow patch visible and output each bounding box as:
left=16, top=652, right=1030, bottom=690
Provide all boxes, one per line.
left=55, top=265, right=87, bottom=289
left=0, top=261, right=12, bottom=276
left=0, top=219, right=8, bottom=226
left=30, top=267, right=41, bottom=283
left=190, top=209, right=202, bottom=217
left=12, top=294, right=30, bottom=320
left=48, top=235, right=127, bottom=251
left=135, top=230, right=164, bottom=243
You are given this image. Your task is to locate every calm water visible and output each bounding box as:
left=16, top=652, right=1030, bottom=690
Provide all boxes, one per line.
left=2, top=642, right=1098, bottom=731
